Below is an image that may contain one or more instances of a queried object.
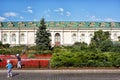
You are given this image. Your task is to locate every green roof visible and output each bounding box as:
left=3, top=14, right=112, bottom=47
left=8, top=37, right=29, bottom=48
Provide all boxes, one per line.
left=0, top=21, right=120, bottom=28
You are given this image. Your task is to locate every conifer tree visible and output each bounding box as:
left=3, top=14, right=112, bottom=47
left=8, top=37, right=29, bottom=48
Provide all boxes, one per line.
left=35, top=18, right=51, bottom=50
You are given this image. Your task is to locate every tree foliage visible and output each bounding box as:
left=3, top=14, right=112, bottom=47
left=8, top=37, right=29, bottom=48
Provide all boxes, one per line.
left=35, top=18, right=51, bottom=50
left=71, top=42, right=88, bottom=52
left=118, top=36, right=120, bottom=41
left=111, top=42, right=120, bottom=52
left=89, top=30, right=110, bottom=51
left=99, top=40, right=113, bottom=52
left=0, top=41, right=3, bottom=48
left=50, top=30, right=120, bottom=68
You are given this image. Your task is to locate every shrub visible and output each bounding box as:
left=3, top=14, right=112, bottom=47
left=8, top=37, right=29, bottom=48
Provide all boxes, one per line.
left=28, top=54, right=35, bottom=58
left=3, top=44, right=10, bottom=48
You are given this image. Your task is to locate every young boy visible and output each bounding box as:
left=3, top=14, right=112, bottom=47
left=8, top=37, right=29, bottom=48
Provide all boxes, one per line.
left=6, top=60, right=13, bottom=78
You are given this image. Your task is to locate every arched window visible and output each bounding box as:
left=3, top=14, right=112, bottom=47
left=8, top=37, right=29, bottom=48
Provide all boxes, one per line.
left=89, top=34, right=93, bottom=38
left=3, top=34, right=7, bottom=42
left=11, top=34, right=16, bottom=42
left=113, top=33, right=117, bottom=40
left=20, top=33, right=25, bottom=42
left=55, top=33, right=60, bottom=42
left=55, top=33, right=60, bottom=46
left=80, top=33, right=85, bottom=42
left=81, top=34, right=85, bottom=37
left=72, top=33, right=76, bottom=42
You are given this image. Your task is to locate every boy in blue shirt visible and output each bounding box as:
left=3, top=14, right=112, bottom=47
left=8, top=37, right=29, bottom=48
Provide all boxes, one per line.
left=6, top=60, right=13, bottom=78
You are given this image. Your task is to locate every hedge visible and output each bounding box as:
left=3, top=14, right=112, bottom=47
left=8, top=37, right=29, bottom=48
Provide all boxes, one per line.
left=50, top=51, right=120, bottom=68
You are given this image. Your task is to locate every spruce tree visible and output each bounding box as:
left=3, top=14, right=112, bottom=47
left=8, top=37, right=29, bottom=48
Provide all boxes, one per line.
left=35, top=18, right=51, bottom=50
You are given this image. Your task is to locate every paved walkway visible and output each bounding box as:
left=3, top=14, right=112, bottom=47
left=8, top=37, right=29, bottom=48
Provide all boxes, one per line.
left=0, top=69, right=120, bottom=80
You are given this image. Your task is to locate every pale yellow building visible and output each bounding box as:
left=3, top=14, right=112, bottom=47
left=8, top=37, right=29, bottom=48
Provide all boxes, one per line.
left=0, top=21, right=120, bottom=46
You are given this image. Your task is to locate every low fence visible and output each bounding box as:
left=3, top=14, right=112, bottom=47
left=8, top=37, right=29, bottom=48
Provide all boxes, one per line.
left=0, top=59, right=50, bottom=68
left=0, top=54, right=51, bottom=68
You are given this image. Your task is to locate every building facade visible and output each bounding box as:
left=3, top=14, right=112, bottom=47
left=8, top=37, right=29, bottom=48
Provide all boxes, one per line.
left=0, top=21, right=120, bottom=46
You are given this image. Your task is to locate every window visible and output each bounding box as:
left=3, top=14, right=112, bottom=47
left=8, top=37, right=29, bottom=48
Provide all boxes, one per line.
left=80, top=33, right=85, bottom=42
left=89, top=34, right=93, bottom=38
left=55, top=33, right=60, bottom=42
left=72, top=34, right=76, bottom=42
left=11, top=34, right=16, bottom=42
left=20, top=33, right=25, bottom=42
left=113, top=33, right=117, bottom=40
left=81, top=34, right=85, bottom=37
left=3, top=34, right=7, bottom=42
left=55, top=33, right=60, bottom=46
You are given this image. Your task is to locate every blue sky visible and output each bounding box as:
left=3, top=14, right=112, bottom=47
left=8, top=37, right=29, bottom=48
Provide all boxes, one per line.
left=0, top=0, right=120, bottom=22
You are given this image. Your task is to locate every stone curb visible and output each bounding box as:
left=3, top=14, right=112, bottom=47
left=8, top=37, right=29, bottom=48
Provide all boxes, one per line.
left=1, top=69, right=120, bottom=73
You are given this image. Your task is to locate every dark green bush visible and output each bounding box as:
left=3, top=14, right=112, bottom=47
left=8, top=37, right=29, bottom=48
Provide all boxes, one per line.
left=3, top=44, right=10, bottom=48
left=50, top=49, right=119, bottom=68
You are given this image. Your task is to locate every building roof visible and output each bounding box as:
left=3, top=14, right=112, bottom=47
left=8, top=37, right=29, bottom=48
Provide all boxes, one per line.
left=0, top=21, right=120, bottom=29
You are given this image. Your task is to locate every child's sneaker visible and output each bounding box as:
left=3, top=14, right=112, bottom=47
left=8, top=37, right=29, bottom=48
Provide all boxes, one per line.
left=10, top=75, right=12, bottom=77
left=10, top=74, right=12, bottom=77
left=7, top=76, right=10, bottom=78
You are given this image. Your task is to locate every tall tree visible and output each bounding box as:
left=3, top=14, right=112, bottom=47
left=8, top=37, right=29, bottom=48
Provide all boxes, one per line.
left=35, top=18, right=51, bottom=50
left=89, top=30, right=110, bottom=51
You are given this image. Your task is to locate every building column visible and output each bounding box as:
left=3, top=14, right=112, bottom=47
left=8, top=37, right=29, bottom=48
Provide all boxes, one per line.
left=110, top=29, right=114, bottom=41
left=51, top=31, right=55, bottom=46
left=62, top=28, right=64, bottom=45
left=8, top=31, right=11, bottom=44
left=70, top=31, right=72, bottom=44
left=26, top=31, right=28, bottom=45
left=61, top=31, right=63, bottom=45
left=78, top=30, right=80, bottom=42
left=16, top=32, right=19, bottom=45
left=0, top=29, right=1, bottom=41
left=34, top=29, right=36, bottom=45
left=86, top=32, right=90, bottom=44
left=77, top=29, right=79, bottom=42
